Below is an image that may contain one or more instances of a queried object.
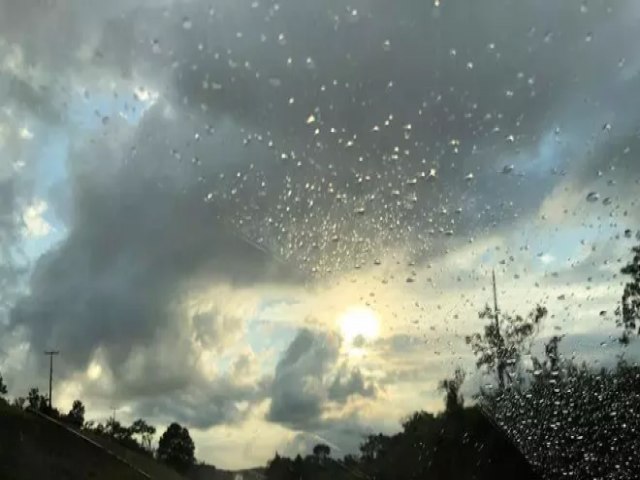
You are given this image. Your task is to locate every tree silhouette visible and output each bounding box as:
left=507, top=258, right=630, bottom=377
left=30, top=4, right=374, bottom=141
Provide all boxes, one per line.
left=157, top=422, right=195, bottom=472
left=618, top=243, right=640, bottom=343
left=66, top=400, right=85, bottom=428
left=27, top=387, right=47, bottom=411
left=466, top=304, right=547, bottom=389
left=0, top=371, right=7, bottom=396
left=439, top=367, right=465, bottom=412
left=312, top=443, right=331, bottom=460
left=130, top=418, right=156, bottom=451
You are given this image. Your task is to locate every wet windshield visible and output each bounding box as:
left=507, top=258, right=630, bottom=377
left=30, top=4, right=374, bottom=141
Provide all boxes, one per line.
left=1, top=1, right=639, bottom=479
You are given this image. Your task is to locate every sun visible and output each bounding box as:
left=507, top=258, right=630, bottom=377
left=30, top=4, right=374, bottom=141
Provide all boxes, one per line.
left=339, top=306, right=380, bottom=346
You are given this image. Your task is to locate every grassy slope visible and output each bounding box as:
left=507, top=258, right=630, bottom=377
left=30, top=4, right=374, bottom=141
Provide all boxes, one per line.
left=0, top=401, right=186, bottom=480
left=82, top=429, right=187, bottom=480
left=0, top=400, right=145, bottom=480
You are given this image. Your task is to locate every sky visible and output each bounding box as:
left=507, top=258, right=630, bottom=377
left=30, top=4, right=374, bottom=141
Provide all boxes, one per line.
left=0, top=0, right=640, bottom=470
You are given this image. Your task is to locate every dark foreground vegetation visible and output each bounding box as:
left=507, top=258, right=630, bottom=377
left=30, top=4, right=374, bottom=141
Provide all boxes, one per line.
left=1, top=241, right=640, bottom=479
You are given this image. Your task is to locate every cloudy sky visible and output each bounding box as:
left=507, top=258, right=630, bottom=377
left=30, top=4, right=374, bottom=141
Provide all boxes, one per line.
left=1, top=0, right=640, bottom=469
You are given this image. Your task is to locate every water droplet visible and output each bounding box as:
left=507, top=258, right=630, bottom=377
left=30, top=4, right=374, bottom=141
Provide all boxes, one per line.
left=464, top=172, right=474, bottom=181
left=602, top=197, right=613, bottom=206
left=502, top=164, right=514, bottom=174
left=586, top=192, right=600, bottom=203
left=383, top=39, right=391, bottom=51
left=306, top=114, right=316, bottom=124
left=182, top=17, right=192, bottom=30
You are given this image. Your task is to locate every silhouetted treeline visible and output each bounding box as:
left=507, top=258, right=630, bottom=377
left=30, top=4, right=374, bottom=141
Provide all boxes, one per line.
left=265, top=392, right=538, bottom=480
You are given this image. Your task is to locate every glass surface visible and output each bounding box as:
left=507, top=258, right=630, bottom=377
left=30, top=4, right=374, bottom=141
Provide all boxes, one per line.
left=0, top=1, right=639, bottom=478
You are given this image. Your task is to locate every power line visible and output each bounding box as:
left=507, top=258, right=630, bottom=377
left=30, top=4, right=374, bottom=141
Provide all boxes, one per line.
left=44, top=350, right=59, bottom=409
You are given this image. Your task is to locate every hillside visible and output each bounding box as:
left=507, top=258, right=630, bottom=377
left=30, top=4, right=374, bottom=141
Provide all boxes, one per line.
left=0, top=400, right=185, bottom=480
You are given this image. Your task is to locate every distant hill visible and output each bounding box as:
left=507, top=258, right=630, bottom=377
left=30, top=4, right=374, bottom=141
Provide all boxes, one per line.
left=0, top=400, right=185, bottom=480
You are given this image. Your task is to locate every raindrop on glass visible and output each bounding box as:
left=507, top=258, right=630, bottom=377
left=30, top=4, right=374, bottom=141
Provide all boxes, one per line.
left=586, top=192, right=600, bottom=203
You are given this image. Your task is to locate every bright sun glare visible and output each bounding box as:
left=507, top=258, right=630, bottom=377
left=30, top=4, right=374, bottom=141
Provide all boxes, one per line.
left=339, top=306, right=380, bottom=346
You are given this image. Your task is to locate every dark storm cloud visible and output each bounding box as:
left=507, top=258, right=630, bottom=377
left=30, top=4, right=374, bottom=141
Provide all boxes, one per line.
left=9, top=0, right=635, bottom=267
left=268, top=329, right=378, bottom=428
left=269, top=329, right=339, bottom=427
left=134, top=374, right=270, bottom=429
left=328, top=366, right=376, bottom=403
left=116, top=0, right=640, bottom=269
left=9, top=104, right=296, bottom=388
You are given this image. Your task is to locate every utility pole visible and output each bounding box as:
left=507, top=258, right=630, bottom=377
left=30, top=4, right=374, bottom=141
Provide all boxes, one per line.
left=492, top=269, right=500, bottom=325
left=492, top=270, right=506, bottom=389
left=44, top=350, right=59, bottom=409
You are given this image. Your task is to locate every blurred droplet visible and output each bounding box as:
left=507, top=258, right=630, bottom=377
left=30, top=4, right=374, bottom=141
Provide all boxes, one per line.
left=586, top=192, right=600, bottom=203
